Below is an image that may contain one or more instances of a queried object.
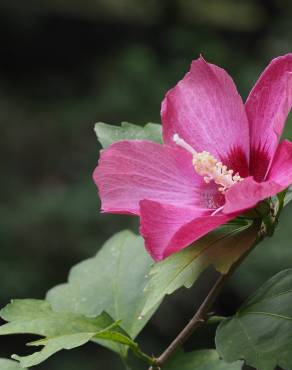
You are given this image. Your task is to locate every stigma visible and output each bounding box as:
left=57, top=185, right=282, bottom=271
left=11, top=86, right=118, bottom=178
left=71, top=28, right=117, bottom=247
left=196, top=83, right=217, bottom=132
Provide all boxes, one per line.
left=173, top=134, right=243, bottom=193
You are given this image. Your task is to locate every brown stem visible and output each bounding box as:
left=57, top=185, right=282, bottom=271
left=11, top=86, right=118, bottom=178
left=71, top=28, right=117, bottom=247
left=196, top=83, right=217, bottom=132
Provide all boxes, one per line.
left=148, top=272, right=230, bottom=370
left=147, top=221, right=263, bottom=370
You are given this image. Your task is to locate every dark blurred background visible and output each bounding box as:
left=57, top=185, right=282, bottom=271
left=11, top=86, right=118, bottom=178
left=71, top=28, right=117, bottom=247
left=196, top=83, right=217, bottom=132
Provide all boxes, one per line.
left=0, top=0, right=291, bottom=369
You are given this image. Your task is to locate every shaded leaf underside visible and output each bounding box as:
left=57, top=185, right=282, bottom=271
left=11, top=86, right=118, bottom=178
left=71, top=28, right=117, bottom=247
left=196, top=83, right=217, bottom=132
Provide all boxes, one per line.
left=216, top=269, right=292, bottom=370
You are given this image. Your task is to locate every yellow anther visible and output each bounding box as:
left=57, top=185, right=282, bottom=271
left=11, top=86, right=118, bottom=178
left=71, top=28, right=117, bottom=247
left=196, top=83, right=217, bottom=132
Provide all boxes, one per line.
left=173, top=134, right=243, bottom=193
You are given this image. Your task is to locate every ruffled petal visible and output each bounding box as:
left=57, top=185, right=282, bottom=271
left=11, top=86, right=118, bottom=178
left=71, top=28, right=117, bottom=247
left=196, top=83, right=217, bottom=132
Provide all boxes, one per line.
left=93, top=140, right=217, bottom=215
left=246, top=54, right=292, bottom=181
left=139, top=200, right=234, bottom=261
left=267, top=140, right=292, bottom=187
left=161, top=56, right=250, bottom=177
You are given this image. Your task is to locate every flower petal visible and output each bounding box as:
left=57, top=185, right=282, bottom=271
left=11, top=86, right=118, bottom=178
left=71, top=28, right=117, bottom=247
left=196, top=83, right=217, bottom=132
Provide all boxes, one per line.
left=140, top=200, right=234, bottom=261
left=93, top=140, right=217, bottom=215
left=223, top=140, right=292, bottom=214
left=267, top=140, right=292, bottom=187
left=246, top=54, right=292, bottom=181
left=161, top=56, right=250, bottom=177
left=223, top=177, right=281, bottom=214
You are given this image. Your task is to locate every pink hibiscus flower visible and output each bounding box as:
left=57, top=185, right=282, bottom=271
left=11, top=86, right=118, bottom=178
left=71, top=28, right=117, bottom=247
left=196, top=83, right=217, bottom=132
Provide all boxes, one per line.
left=93, top=54, right=292, bottom=261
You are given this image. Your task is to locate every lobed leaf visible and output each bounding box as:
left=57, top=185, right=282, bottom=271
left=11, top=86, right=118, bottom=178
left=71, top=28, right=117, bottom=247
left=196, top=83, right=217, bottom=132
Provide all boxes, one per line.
left=164, top=349, right=243, bottom=370
left=0, top=358, right=26, bottom=370
left=12, top=333, right=95, bottom=368
left=142, top=219, right=260, bottom=316
left=216, top=269, right=292, bottom=370
left=0, top=299, right=140, bottom=368
left=94, top=121, right=162, bottom=148
left=46, top=230, right=159, bottom=356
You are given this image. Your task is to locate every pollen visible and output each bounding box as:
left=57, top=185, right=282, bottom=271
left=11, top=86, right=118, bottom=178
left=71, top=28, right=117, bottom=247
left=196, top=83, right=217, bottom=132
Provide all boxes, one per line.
left=173, top=134, right=243, bottom=193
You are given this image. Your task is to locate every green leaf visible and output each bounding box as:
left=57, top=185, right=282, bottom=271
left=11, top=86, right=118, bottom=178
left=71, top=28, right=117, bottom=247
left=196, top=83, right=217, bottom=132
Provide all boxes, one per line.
left=164, top=349, right=243, bottom=370
left=46, top=230, right=158, bottom=356
left=0, top=299, right=118, bottom=337
left=142, top=219, right=260, bottom=316
left=0, top=299, right=140, bottom=368
left=0, top=358, right=26, bottom=370
left=12, top=333, right=95, bottom=368
left=94, top=121, right=162, bottom=148
left=216, top=269, right=292, bottom=370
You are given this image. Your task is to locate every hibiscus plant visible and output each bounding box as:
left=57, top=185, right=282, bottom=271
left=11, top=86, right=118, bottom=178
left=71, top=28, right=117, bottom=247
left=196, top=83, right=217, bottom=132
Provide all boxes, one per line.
left=0, top=54, right=291, bottom=370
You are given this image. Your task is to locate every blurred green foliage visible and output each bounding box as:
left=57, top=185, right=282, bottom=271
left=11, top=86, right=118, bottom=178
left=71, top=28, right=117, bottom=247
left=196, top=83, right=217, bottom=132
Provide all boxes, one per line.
left=0, top=0, right=291, bottom=369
